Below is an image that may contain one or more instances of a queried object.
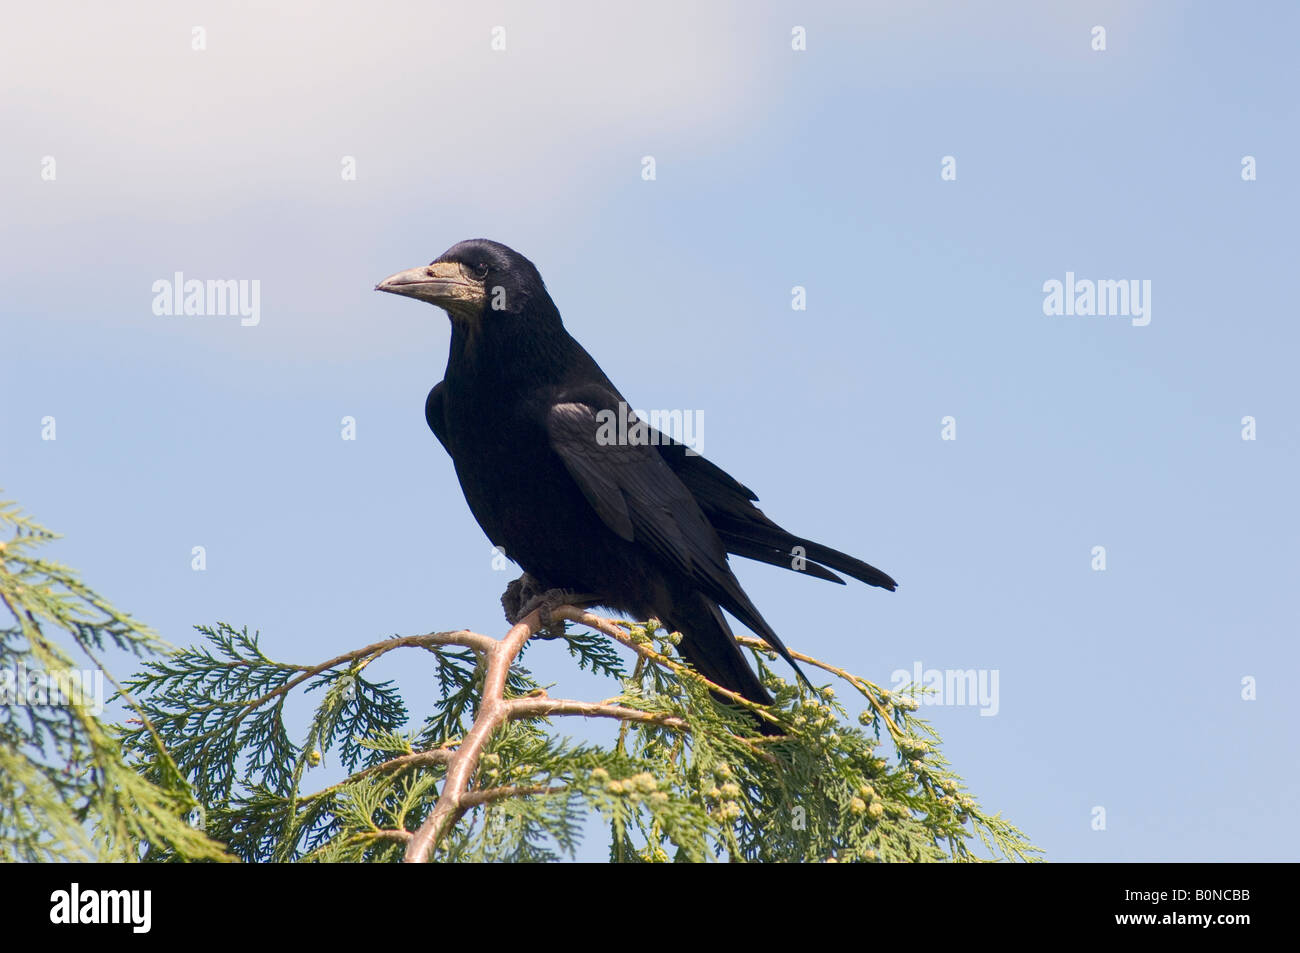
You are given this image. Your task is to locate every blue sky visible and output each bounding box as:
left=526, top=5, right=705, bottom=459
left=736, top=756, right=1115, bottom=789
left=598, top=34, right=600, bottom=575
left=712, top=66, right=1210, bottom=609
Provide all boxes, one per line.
left=3, top=1, right=1297, bottom=861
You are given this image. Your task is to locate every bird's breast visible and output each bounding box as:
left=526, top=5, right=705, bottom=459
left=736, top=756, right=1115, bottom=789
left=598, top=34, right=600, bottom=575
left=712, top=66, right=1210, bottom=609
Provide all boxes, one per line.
left=438, top=382, right=609, bottom=581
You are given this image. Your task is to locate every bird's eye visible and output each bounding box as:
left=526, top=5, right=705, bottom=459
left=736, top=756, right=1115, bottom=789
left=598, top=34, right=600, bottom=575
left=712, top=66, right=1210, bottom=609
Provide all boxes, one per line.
left=472, top=262, right=490, bottom=279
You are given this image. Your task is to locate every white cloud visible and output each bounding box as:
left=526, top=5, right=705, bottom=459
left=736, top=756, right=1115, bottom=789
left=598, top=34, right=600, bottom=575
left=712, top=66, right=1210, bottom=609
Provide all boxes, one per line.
left=1, top=1, right=769, bottom=217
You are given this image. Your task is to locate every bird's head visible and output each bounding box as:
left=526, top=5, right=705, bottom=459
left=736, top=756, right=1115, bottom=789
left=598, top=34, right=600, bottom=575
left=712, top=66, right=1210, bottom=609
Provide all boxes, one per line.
left=375, top=239, right=548, bottom=324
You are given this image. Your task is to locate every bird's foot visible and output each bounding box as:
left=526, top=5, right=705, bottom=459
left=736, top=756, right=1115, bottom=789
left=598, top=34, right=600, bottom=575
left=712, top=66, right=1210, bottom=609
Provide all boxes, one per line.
left=501, top=573, right=546, bottom=625
left=501, top=574, right=601, bottom=639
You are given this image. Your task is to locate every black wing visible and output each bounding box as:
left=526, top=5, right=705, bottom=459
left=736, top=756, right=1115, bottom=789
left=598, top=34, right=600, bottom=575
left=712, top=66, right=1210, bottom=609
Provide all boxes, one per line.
left=657, top=442, right=898, bottom=591
left=545, top=391, right=806, bottom=674
left=425, top=381, right=450, bottom=451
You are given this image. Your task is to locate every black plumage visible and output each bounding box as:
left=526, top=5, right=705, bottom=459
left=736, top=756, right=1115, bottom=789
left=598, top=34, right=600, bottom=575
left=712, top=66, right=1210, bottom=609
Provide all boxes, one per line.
left=378, top=239, right=895, bottom=725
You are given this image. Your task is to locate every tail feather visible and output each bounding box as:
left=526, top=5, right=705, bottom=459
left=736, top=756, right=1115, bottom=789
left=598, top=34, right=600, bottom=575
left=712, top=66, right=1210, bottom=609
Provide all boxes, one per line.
left=662, top=597, right=783, bottom=736
left=660, top=441, right=897, bottom=591
left=720, top=537, right=848, bottom=585
left=714, top=515, right=898, bottom=591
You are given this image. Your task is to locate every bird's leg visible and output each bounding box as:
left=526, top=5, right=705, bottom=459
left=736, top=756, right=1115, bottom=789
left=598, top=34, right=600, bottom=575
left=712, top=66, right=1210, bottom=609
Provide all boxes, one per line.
left=501, top=573, right=544, bottom=626
left=501, top=573, right=602, bottom=639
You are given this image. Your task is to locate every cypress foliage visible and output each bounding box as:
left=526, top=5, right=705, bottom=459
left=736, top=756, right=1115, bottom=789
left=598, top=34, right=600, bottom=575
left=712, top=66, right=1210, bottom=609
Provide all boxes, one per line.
left=0, top=498, right=228, bottom=862
left=1, top=496, right=1038, bottom=863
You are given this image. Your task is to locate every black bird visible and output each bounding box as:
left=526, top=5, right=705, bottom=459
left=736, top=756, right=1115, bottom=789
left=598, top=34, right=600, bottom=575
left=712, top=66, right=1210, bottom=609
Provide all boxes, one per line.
left=377, top=239, right=895, bottom=725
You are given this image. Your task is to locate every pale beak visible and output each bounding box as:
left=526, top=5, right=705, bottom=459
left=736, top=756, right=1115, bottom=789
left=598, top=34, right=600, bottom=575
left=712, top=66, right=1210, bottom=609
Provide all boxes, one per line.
left=375, top=261, right=486, bottom=313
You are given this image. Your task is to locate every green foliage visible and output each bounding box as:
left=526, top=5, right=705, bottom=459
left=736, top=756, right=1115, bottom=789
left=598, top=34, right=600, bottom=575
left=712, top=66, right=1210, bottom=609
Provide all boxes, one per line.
left=120, top=612, right=1040, bottom=863
left=0, top=494, right=1038, bottom=863
left=0, top=497, right=229, bottom=862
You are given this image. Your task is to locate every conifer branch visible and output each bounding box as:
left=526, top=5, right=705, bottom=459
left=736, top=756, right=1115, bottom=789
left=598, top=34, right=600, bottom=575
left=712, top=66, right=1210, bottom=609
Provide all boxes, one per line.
left=551, top=606, right=785, bottom=730
left=6, top=493, right=1040, bottom=864
left=115, top=604, right=1039, bottom=863
left=507, top=695, right=689, bottom=729
left=404, top=607, right=714, bottom=861
left=404, top=607, right=547, bottom=862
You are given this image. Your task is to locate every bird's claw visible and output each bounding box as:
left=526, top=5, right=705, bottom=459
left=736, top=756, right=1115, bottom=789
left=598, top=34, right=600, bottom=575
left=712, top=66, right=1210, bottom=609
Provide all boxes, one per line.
left=501, top=574, right=600, bottom=639
left=501, top=573, right=545, bottom=625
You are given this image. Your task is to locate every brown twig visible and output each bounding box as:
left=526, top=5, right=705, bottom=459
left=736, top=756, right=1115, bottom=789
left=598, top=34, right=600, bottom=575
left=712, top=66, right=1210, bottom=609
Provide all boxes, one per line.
left=507, top=695, right=689, bottom=730
left=399, top=604, right=801, bottom=861
left=734, top=633, right=907, bottom=741
left=194, top=630, right=488, bottom=735
left=403, top=609, right=543, bottom=862
left=551, top=607, right=784, bottom=731
left=458, top=784, right=569, bottom=810
left=402, top=606, right=708, bottom=862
